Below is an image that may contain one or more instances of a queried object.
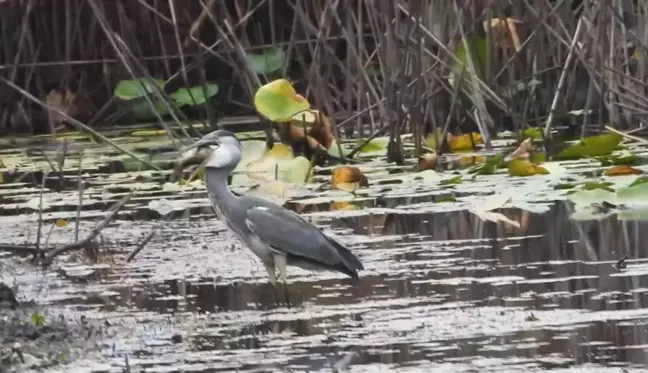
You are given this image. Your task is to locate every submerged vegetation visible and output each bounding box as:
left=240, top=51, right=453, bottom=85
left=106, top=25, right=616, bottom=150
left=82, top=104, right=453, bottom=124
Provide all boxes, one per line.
left=2, top=0, right=648, bottom=371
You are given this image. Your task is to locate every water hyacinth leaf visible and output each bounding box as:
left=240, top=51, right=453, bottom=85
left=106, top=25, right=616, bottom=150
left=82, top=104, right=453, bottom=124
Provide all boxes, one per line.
left=171, top=84, right=219, bottom=107
left=247, top=47, right=287, bottom=74
left=254, top=79, right=310, bottom=122
left=114, top=78, right=166, bottom=100
left=508, top=159, right=549, bottom=177
left=555, top=133, right=623, bottom=160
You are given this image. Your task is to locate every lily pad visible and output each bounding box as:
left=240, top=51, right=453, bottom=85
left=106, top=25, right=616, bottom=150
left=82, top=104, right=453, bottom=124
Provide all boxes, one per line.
left=247, top=47, right=287, bottom=75
left=114, top=78, right=166, bottom=100
left=555, top=133, right=623, bottom=160
left=508, top=159, right=549, bottom=177
left=171, top=84, right=219, bottom=107
left=254, top=79, right=310, bottom=122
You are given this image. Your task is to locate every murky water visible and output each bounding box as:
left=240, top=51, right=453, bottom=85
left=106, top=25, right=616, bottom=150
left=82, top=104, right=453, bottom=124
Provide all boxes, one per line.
left=2, top=129, right=648, bottom=372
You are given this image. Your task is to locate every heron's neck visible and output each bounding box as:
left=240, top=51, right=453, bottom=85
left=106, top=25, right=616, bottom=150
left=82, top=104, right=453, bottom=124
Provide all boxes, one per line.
left=204, top=167, right=237, bottom=204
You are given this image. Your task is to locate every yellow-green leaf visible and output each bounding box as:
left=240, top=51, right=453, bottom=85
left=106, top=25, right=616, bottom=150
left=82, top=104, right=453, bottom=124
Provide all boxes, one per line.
left=254, top=79, right=310, bottom=122
left=508, top=159, right=549, bottom=177
left=555, top=133, right=623, bottom=160
left=55, top=219, right=68, bottom=228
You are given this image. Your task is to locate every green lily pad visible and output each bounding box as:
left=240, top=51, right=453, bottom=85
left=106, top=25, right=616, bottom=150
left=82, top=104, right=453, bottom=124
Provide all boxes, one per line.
left=114, top=78, right=166, bottom=100
left=130, top=99, right=171, bottom=120
left=254, top=79, right=310, bottom=122
left=247, top=47, right=286, bottom=75
left=356, top=137, right=389, bottom=154
left=555, top=133, right=623, bottom=160
left=582, top=181, right=615, bottom=193
left=439, top=175, right=463, bottom=185
left=171, top=84, right=219, bottom=107
left=630, top=176, right=648, bottom=188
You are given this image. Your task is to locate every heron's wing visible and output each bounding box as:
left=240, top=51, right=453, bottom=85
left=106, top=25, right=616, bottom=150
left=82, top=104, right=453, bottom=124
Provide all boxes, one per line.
left=243, top=205, right=363, bottom=276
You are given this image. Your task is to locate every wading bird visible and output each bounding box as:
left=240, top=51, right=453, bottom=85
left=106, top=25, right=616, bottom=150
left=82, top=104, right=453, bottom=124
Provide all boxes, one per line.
left=178, top=130, right=364, bottom=285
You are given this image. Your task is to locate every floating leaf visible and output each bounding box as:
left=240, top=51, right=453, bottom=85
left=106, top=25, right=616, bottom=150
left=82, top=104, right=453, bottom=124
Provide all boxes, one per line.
left=247, top=47, right=287, bottom=74
left=171, top=84, right=219, bottom=107
left=598, top=149, right=637, bottom=166
left=264, top=143, right=294, bottom=160
left=254, top=79, right=310, bottom=122
left=604, top=165, right=643, bottom=176
left=130, top=99, right=171, bottom=120
left=630, top=177, right=648, bottom=188
left=437, top=195, right=458, bottom=203
left=332, top=166, right=368, bottom=192
left=439, top=175, right=463, bottom=186
left=356, top=137, right=390, bottom=154
left=31, top=312, right=46, bottom=327
left=555, top=133, right=623, bottom=160
left=448, top=132, right=483, bottom=151
left=617, top=182, right=648, bottom=202
left=522, top=127, right=543, bottom=140
left=114, top=78, right=166, bottom=100
left=55, top=219, right=68, bottom=228
left=508, top=159, right=549, bottom=177
left=582, top=181, right=615, bottom=193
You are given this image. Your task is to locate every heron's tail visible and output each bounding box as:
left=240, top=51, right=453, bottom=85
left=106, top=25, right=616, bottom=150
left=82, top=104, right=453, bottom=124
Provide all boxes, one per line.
left=325, top=235, right=365, bottom=277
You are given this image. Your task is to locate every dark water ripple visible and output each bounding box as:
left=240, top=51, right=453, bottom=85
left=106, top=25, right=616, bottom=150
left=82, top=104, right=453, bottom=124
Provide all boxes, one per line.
left=4, top=199, right=648, bottom=372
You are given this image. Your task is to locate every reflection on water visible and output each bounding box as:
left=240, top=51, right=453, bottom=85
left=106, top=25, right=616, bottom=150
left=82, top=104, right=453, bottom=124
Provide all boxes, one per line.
left=6, top=199, right=648, bottom=372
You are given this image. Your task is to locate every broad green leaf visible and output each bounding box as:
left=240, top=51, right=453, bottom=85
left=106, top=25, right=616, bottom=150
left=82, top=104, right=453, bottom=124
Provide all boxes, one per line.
left=582, top=181, right=615, bottom=192
left=171, top=84, right=219, bottom=107
left=508, top=159, right=549, bottom=177
left=522, top=127, right=543, bottom=140
left=630, top=177, right=648, bottom=188
left=131, top=99, right=171, bottom=120
left=555, top=133, right=623, bottom=160
left=598, top=149, right=637, bottom=166
left=439, top=175, right=463, bottom=185
left=452, top=37, right=488, bottom=81
left=356, top=137, right=389, bottom=154
left=617, top=182, right=648, bottom=202
left=254, top=79, right=310, bottom=122
left=114, top=78, right=166, bottom=100
left=247, top=47, right=286, bottom=74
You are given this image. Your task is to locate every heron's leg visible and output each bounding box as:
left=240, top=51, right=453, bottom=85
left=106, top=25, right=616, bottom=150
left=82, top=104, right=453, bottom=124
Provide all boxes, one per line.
left=263, top=262, right=277, bottom=285
left=272, top=254, right=292, bottom=308
left=274, top=254, right=288, bottom=284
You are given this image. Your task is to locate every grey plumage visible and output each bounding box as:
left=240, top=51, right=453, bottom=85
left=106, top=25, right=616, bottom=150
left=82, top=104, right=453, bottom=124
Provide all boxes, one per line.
left=179, top=130, right=364, bottom=284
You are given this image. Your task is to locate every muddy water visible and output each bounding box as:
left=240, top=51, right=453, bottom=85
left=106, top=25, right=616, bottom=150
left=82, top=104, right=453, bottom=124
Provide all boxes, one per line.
left=2, top=131, right=648, bottom=372
left=3, top=201, right=648, bottom=372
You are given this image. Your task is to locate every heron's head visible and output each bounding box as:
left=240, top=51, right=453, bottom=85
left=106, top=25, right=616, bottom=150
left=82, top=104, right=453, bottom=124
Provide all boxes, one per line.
left=179, top=130, right=242, bottom=170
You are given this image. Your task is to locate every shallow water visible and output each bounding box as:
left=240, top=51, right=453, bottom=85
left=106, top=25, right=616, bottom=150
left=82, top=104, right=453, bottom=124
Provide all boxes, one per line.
left=2, top=129, right=648, bottom=372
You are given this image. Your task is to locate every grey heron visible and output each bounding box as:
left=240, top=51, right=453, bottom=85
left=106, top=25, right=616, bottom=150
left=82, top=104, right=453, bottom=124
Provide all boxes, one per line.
left=178, top=130, right=364, bottom=285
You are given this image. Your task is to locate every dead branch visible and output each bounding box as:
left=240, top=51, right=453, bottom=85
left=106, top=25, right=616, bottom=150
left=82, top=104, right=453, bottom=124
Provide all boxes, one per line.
left=0, top=190, right=134, bottom=267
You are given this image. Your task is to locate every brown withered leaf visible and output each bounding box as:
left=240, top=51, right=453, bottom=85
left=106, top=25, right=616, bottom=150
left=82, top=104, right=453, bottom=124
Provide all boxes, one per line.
left=484, top=17, right=523, bottom=52
left=331, top=166, right=368, bottom=192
